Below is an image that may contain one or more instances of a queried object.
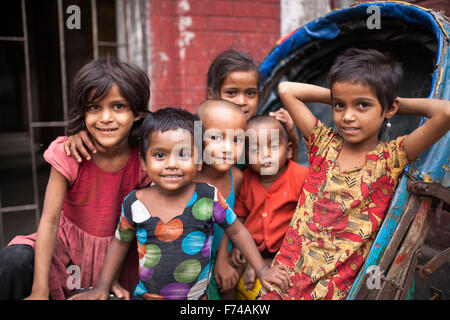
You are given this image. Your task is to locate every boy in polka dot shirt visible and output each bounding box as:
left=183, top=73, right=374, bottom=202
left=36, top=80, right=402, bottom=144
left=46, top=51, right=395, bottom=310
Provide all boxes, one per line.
left=70, top=107, right=291, bottom=300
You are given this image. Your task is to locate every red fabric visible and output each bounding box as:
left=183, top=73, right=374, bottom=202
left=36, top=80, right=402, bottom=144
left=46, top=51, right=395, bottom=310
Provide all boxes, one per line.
left=9, top=136, right=150, bottom=299
left=234, top=160, right=308, bottom=253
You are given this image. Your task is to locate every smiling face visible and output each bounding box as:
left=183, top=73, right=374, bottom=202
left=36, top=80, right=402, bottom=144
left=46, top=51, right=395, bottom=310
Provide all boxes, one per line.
left=219, top=70, right=259, bottom=120
left=202, top=106, right=246, bottom=172
left=140, top=129, right=201, bottom=193
left=331, top=80, right=393, bottom=150
left=84, top=84, right=140, bottom=151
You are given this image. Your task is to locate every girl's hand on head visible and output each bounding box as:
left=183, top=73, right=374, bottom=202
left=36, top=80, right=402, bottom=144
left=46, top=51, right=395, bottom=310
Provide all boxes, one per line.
left=229, top=247, right=246, bottom=268
left=269, top=108, right=300, bottom=143
left=258, top=264, right=292, bottom=294
left=64, top=130, right=106, bottom=162
left=67, top=287, right=109, bottom=300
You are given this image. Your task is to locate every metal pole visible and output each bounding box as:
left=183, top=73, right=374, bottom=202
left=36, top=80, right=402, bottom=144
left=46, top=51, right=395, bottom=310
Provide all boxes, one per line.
left=57, top=0, right=69, bottom=128
left=21, top=0, right=41, bottom=229
left=91, top=0, right=99, bottom=59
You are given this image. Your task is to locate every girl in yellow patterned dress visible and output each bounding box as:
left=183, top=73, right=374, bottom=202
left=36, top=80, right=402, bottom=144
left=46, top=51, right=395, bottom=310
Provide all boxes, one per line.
left=261, top=48, right=450, bottom=300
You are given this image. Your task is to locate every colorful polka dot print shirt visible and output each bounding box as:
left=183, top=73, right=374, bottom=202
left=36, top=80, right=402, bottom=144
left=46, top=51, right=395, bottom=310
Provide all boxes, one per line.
left=115, top=182, right=237, bottom=300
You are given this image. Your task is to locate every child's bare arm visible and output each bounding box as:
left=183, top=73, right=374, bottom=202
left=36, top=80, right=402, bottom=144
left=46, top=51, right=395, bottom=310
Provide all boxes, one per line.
left=224, top=219, right=291, bottom=293
left=26, top=167, right=68, bottom=300
left=69, top=238, right=131, bottom=300
left=278, top=82, right=331, bottom=139
left=398, top=98, right=450, bottom=161
left=64, top=130, right=106, bottom=162
left=214, top=234, right=240, bottom=291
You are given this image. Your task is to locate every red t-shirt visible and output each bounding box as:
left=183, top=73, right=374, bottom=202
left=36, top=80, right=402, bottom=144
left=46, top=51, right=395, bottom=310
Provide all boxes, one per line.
left=234, top=160, right=308, bottom=253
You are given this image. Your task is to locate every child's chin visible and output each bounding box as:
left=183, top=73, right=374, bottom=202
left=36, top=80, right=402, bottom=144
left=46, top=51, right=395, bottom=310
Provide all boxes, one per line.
left=211, top=163, right=234, bottom=172
left=259, top=167, right=279, bottom=176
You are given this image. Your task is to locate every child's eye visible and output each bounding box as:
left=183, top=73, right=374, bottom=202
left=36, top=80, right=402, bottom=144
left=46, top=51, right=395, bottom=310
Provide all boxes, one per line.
left=249, top=146, right=258, bottom=153
left=153, top=152, right=165, bottom=159
left=246, top=90, right=257, bottom=97
left=234, top=136, right=243, bottom=143
left=87, top=104, right=100, bottom=111
left=333, top=103, right=344, bottom=110
left=358, top=102, right=369, bottom=109
left=223, top=90, right=237, bottom=97
left=113, top=104, right=125, bottom=110
left=211, top=135, right=222, bottom=142
left=179, top=149, right=191, bottom=159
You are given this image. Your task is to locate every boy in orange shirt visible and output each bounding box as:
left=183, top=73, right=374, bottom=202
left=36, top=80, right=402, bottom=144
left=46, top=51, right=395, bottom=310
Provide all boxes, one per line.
left=227, top=114, right=308, bottom=300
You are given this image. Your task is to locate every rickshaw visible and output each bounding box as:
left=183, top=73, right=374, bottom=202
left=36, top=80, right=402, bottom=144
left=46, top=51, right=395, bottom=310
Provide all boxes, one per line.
left=258, top=1, right=450, bottom=299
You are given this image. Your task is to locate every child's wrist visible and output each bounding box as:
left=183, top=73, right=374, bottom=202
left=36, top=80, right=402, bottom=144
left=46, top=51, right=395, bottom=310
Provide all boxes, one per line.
left=95, top=280, right=112, bottom=292
left=255, top=265, right=269, bottom=279
left=30, top=286, right=49, bottom=297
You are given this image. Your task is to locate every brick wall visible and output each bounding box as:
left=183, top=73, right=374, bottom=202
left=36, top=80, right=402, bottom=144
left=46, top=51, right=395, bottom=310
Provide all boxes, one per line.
left=147, top=0, right=281, bottom=112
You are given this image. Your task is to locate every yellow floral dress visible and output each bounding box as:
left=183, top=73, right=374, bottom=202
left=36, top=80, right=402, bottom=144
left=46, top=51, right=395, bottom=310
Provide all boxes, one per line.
left=261, top=120, right=410, bottom=300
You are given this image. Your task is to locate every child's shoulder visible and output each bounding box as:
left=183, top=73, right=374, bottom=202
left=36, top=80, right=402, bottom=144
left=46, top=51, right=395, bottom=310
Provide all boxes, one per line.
left=123, top=189, right=140, bottom=206
left=44, top=136, right=79, bottom=184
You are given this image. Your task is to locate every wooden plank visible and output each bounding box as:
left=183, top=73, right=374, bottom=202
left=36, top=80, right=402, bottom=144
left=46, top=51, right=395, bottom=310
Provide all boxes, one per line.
left=375, top=198, right=434, bottom=300
left=355, top=194, right=420, bottom=299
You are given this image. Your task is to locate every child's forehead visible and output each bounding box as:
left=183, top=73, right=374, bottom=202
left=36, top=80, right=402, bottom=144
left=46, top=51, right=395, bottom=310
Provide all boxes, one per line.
left=202, top=108, right=246, bottom=130
left=331, top=80, right=378, bottom=98
left=248, top=120, right=282, bottom=132
left=223, top=70, right=259, bottom=86
left=149, top=129, right=194, bottom=145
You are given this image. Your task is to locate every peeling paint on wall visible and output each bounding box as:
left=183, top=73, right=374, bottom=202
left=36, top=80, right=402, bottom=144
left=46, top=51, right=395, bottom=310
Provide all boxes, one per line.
left=177, top=0, right=195, bottom=60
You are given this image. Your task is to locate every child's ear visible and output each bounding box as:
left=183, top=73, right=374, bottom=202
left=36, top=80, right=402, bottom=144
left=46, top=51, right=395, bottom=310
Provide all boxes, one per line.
left=134, top=113, right=144, bottom=122
left=385, top=97, right=400, bottom=119
left=139, top=152, right=147, bottom=172
left=286, top=141, right=293, bottom=160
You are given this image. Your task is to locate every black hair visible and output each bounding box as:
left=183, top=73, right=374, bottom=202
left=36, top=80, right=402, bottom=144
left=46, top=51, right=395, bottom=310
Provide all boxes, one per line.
left=67, top=56, right=151, bottom=147
left=206, top=49, right=263, bottom=100
left=327, top=48, right=403, bottom=112
left=139, top=107, right=202, bottom=160
left=246, top=113, right=289, bottom=143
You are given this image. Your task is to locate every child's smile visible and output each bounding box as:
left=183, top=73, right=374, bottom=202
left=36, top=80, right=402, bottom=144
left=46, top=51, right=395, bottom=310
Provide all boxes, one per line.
left=141, top=129, right=201, bottom=193
left=85, top=84, right=139, bottom=151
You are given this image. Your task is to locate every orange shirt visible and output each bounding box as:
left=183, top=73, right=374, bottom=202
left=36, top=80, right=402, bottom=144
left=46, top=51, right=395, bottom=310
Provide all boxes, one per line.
left=234, top=160, right=308, bottom=253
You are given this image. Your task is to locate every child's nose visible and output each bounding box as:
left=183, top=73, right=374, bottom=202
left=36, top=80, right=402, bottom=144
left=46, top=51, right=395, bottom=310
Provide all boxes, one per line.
left=100, top=108, right=113, bottom=122
left=166, top=153, right=179, bottom=168
left=262, top=145, right=271, bottom=157
left=343, top=109, right=355, bottom=121
left=236, top=94, right=247, bottom=106
left=221, top=139, right=233, bottom=154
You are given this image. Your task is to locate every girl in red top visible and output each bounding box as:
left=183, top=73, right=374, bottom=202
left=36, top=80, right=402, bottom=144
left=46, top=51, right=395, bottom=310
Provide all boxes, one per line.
left=1, top=57, right=151, bottom=299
